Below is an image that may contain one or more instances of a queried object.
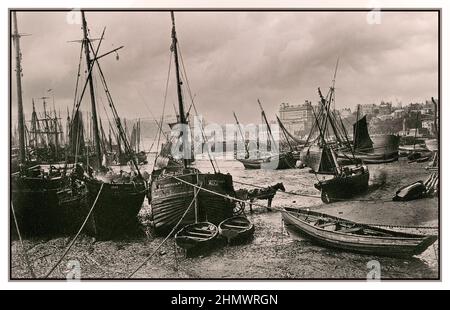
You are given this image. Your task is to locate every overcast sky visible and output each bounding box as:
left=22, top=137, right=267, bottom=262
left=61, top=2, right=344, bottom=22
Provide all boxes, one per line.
left=11, top=10, right=438, bottom=124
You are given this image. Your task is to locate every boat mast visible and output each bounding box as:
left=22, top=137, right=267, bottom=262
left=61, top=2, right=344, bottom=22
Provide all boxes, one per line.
left=171, top=12, right=189, bottom=167
left=81, top=11, right=102, bottom=168
left=233, top=112, right=249, bottom=156
left=257, top=99, right=279, bottom=153
left=12, top=12, right=26, bottom=164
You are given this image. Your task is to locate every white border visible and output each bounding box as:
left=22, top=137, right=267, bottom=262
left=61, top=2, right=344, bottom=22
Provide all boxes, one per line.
left=1, top=0, right=447, bottom=290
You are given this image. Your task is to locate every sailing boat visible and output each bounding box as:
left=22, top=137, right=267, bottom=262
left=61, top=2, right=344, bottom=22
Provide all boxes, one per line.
left=310, top=91, right=369, bottom=203
left=337, top=105, right=400, bottom=164
left=149, top=12, right=236, bottom=235
left=71, top=12, right=146, bottom=239
left=10, top=12, right=88, bottom=236
left=234, top=100, right=297, bottom=170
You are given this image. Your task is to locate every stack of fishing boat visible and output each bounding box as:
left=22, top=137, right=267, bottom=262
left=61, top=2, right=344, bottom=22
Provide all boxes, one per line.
left=233, top=101, right=297, bottom=170
left=10, top=13, right=90, bottom=237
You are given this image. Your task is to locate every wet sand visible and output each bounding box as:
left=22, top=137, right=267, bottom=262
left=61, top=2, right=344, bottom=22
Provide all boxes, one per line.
left=11, top=157, right=439, bottom=279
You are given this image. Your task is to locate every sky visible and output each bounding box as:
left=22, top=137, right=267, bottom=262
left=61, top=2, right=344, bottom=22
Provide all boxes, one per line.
left=11, top=10, right=438, bottom=124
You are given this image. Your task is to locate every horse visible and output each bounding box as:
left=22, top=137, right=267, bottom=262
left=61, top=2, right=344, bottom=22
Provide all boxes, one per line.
left=235, top=182, right=286, bottom=213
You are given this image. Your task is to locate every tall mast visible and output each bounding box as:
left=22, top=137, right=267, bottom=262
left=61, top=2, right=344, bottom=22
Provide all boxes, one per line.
left=31, top=99, right=38, bottom=148
left=257, top=99, right=278, bottom=153
left=12, top=12, right=26, bottom=164
left=81, top=11, right=102, bottom=167
left=233, top=111, right=249, bottom=156
left=171, top=12, right=188, bottom=167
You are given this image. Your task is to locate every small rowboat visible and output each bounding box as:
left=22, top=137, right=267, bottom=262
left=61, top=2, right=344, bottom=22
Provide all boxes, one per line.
left=175, top=222, right=218, bottom=255
left=282, top=207, right=437, bottom=257
left=218, top=216, right=254, bottom=244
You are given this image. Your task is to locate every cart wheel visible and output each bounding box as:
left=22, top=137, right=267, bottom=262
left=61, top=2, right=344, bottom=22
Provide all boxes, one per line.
left=321, top=190, right=334, bottom=204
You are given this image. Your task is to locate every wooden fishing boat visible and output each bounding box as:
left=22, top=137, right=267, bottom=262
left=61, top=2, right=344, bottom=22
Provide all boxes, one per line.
left=67, top=12, right=147, bottom=239
left=315, top=164, right=369, bottom=203
left=11, top=168, right=64, bottom=236
left=392, top=181, right=427, bottom=201
left=10, top=14, right=89, bottom=237
left=85, top=176, right=146, bottom=238
left=175, top=222, right=219, bottom=254
left=234, top=102, right=297, bottom=170
left=218, top=216, right=254, bottom=244
left=282, top=207, right=437, bottom=257
left=237, top=151, right=297, bottom=170
left=150, top=167, right=235, bottom=234
left=149, top=13, right=236, bottom=235
left=337, top=115, right=400, bottom=164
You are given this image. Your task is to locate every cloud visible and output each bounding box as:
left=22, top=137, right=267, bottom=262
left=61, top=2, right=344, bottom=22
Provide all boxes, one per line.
left=11, top=10, right=438, bottom=125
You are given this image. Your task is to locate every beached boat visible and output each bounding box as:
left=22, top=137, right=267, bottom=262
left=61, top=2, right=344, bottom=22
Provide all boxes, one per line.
left=338, top=112, right=400, bottom=164
left=175, top=222, right=219, bottom=254
left=218, top=216, right=254, bottom=244
left=392, top=181, right=427, bottom=201
left=237, top=151, right=297, bottom=170
left=149, top=12, right=236, bottom=235
left=10, top=13, right=89, bottom=237
left=282, top=208, right=437, bottom=257
left=314, top=163, right=369, bottom=203
left=233, top=102, right=297, bottom=170
left=68, top=12, right=146, bottom=239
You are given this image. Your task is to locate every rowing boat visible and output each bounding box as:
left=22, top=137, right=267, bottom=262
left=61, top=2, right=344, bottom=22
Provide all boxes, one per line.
left=282, top=207, right=437, bottom=257
left=175, top=222, right=219, bottom=255
left=218, top=216, right=254, bottom=244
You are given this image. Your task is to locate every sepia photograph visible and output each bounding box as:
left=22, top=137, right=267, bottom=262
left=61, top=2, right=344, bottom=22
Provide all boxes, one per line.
left=9, top=8, right=440, bottom=281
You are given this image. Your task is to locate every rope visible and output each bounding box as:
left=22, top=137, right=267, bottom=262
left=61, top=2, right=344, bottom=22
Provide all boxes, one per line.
left=10, top=202, right=36, bottom=278
left=172, top=176, right=281, bottom=211
left=232, top=179, right=394, bottom=203
left=152, top=52, right=173, bottom=170
left=127, top=185, right=201, bottom=278
left=43, top=182, right=104, bottom=278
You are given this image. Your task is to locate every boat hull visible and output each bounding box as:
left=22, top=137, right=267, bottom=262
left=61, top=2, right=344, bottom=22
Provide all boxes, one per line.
left=175, top=222, right=219, bottom=255
left=85, top=178, right=146, bottom=239
left=237, top=152, right=297, bottom=170
left=314, top=167, right=369, bottom=203
left=11, top=174, right=63, bottom=236
left=218, top=216, right=254, bottom=244
left=149, top=168, right=235, bottom=234
left=282, top=208, right=437, bottom=257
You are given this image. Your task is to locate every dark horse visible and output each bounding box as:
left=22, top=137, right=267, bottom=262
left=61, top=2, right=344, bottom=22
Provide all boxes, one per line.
left=235, top=182, right=286, bottom=213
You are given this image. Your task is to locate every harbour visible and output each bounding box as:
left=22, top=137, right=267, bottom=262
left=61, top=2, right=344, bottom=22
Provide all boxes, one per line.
left=9, top=10, right=439, bottom=280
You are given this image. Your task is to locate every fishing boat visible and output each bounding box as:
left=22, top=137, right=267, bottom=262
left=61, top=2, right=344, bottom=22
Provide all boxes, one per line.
left=234, top=102, right=297, bottom=170
left=10, top=13, right=88, bottom=237
left=218, top=216, right=254, bottom=244
left=338, top=108, right=400, bottom=164
left=149, top=12, right=236, bottom=235
left=282, top=208, right=437, bottom=257
left=237, top=152, right=297, bottom=170
left=69, top=12, right=146, bottom=239
left=175, top=222, right=219, bottom=255
left=308, top=86, right=369, bottom=202
left=314, top=162, right=369, bottom=203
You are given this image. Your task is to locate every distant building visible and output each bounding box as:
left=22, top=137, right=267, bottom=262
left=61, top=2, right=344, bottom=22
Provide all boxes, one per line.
left=378, top=114, right=393, bottom=121
left=378, top=101, right=392, bottom=115
left=360, top=104, right=376, bottom=116
left=422, top=119, right=436, bottom=135
left=279, top=100, right=315, bottom=136
left=392, top=109, right=406, bottom=119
